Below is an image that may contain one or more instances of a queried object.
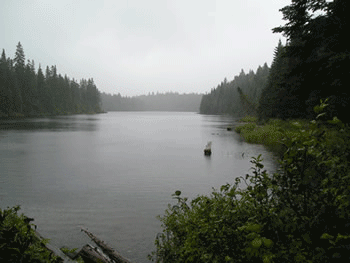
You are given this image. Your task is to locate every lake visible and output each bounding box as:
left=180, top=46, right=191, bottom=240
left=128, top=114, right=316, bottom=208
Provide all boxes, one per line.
left=0, top=112, right=277, bottom=262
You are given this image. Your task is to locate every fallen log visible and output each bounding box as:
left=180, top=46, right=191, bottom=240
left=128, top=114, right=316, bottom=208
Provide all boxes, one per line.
left=77, top=244, right=112, bottom=263
left=81, top=227, right=133, bottom=263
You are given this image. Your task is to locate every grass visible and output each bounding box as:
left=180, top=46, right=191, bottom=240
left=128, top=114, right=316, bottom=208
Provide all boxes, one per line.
left=235, top=117, right=310, bottom=155
left=238, top=115, right=258, bottom=123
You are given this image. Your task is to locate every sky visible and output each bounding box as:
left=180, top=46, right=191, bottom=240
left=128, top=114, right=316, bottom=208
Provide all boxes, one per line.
left=1, top=0, right=289, bottom=97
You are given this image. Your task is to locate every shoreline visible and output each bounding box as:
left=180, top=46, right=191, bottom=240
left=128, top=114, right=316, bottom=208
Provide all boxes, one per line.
left=0, top=111, right=107, bottom=121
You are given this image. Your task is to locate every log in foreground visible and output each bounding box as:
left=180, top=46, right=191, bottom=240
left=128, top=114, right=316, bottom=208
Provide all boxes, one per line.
left=80, top=227, right=133, bottom=263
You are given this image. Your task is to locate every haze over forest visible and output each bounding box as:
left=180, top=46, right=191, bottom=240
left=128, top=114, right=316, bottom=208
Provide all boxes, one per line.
left=1, top=1, right=350, bottom=262
left=1, top=1, right=289, bottom=97
left=0, top=0, right=349, bottom=119
left=101, top=92, right=203, bottom=112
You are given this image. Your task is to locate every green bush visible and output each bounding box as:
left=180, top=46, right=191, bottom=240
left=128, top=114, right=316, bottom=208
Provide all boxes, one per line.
left=0, top=206, right=60, bottom=263
left=150, top=100, right=350, bottom=262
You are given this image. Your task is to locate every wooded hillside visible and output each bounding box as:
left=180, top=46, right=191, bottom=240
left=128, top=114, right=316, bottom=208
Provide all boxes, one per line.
left=200, top=0, right=349, bottom=123
left=0, top=42, right=102, bottom=117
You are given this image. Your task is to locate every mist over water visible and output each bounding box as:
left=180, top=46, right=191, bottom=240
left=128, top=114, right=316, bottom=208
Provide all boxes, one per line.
left=0, top=112, right=276, bottom=262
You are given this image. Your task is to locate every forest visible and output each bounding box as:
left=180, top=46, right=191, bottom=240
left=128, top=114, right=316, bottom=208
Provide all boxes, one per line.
left=0, top=42, right=102, bottom=117
left=1, top=1, right=350, bottom=262
left=199, top=64, right=270, bottom=116
left=200, top=0, right=349, bottom=123
left=101, top=92, right=202, bottom=112
left=151, top=1, right=350, bottom=262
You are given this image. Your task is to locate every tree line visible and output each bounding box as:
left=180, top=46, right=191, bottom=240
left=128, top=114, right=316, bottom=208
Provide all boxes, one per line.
left=201, top=0, right=349, bottom=123
left=152, top=2, right=350, bottom=262
left=101, top=92, right=203, bottom=112
left=0, top=42, right=102, bottom=117
left=199, top=64, right=270, bottom=116
left=259, top=0, right=349, bottom=122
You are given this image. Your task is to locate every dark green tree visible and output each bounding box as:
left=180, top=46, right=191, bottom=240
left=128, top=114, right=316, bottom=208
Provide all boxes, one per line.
left=14, top=42, right=25, bottom=72
left=199, top=64, right=270, bottom=116
left=0, top=49, right=13, bottom=116
left=258, top=40, right=290, bottom=120
left=237, top=86, right=257, bottom=116
left=1, top=42, right=101, bottom=116
left=23, top=59, right=37, bottom=113
left=13, top=42, right=26, bottom=113
left=272, top=0, right=350, bottom=121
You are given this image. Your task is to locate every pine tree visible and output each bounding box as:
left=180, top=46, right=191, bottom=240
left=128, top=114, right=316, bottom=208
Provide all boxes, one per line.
left=13, top=42, right=26, bottom=113
left=14, top=42, right=25, bottom=71
left=36, top=65, right=46, bottom=112
left=272, top=0, right=350, bottom=121
left=0, top=49, right=12, bottom=116
left=258, top=40, right=290, bottom=120
left=1, top=43, right=102, bottom=116
left=23, top=59, right=37, bottom=113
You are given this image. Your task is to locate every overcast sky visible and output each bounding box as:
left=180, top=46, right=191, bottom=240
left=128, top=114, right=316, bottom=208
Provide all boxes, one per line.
left=1, top=0, right=289, bottom=96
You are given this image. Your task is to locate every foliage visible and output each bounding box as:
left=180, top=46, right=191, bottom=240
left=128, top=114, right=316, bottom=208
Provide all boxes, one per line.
left=0, top=43, right=102, bottom=117
left=270, top=0, right=350, bottom=122
left=60, top=247, right=84, bottom=263
left=199, top=64, right=270, bottom=116
left=238, top=116, right=257, bottom=123
left=258, top=40, right=290, bottom=120
left=0, top=206, right=60, bottom=263
left=237, top=87, right=257, bottom=117
left=150, top=101, right=350, bottom=262
left=203, top=0, right=350, bottom=122
left=235, top=118, right=311, bottom=155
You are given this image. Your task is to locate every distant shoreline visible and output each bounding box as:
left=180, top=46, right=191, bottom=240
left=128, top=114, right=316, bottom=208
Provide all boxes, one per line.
left=0, top=111, right=107, bottom=121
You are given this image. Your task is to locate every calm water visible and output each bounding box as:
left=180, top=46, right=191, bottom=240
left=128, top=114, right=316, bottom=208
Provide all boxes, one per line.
left=0, top=112, right=277, bottom=262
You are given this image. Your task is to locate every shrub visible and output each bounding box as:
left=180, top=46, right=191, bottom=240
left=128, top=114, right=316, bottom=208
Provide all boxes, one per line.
left=0, top=206, right=60, bottom=263
left=150, top=100, right=350, bottom=262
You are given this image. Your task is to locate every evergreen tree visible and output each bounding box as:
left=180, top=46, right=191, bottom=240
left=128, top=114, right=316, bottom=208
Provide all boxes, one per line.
left=272, top=0, right=350, bottom=121
left=13, top=42, right=26, bottom=113
left=0, top=49, right=12, bottom=116
left=14, top=42, right=25, bottom=72
left=199, top=64, right=270, bottom=116
left=36, top=65, right=49, bottom=113
left=23, top=59, right=37, bottom=113
left=258, top=40, right=289, bottom=120
left=1, top=42, right=101, bottom=116
left=237, top=87, right=257, bottom=116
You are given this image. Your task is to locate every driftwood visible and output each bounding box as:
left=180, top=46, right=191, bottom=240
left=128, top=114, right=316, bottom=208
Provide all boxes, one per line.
left=77, top=244, right=112, bottom=263
left=81, top=227, right=133, bottom=263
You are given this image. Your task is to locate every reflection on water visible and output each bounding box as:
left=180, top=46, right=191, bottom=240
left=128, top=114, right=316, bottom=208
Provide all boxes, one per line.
left=0, top=115, right=98, bottom=132
left=0, top=112, right=276, bottom=263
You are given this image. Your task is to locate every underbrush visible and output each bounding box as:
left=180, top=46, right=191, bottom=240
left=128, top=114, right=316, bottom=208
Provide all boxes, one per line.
left=150, top=100, right=350, bottom=263
left=0, top=206, right=61, bottom=262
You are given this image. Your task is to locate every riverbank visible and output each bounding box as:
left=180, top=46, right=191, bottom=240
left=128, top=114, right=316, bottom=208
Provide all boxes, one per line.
left=152, top=111, right=350, bottom=262
left=0, top=206, right=132, bottom=263
left=0, top=110, right=107, bottom=120
left=234, top=116, right=311, bottom=156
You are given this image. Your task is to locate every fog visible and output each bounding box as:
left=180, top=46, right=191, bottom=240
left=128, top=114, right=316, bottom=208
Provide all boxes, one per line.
left=1, top=0, right=289, bottom=96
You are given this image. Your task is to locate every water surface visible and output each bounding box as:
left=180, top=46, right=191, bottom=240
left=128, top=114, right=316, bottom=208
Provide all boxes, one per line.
left=0, top=112, right=276, bottom=262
